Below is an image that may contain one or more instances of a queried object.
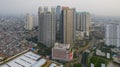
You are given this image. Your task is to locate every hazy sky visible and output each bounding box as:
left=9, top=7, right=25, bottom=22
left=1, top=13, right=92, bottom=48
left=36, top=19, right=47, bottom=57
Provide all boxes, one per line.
left=0, top=0, right=120, bottom=16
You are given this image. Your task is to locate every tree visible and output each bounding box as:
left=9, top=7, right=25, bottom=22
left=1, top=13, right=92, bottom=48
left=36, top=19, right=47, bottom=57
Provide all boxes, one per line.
left=74, top=63, right=82, bottom=67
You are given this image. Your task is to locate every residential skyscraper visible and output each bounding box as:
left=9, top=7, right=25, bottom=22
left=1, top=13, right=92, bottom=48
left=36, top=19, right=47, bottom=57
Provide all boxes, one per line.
left=59, top=7, right=76, bottom=44
left=56, top=5, right=62, bottom=42
left=25, top=14, right=33, bottom=30
left=44, top=6, right=48, bottom=12
left=51, top=7, right=56, bottom=13
left=38, top=7, right=56, bottom=47
left=56, top=6, right=61, bottom=15
left=105, top=23, right=120, bottom=47
left=56, top=5, right=62, bottom=32
left=76, top=12, right=91, bottom=36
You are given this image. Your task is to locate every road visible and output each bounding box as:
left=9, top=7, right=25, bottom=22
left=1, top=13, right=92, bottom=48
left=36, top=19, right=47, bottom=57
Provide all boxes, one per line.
left=81, top=52, right=89, bottom=67
left=80, top=34, right=98, bottom=67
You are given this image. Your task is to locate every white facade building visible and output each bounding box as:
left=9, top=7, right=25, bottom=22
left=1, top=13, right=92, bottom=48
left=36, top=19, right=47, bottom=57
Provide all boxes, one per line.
left=52, top=43, right=73, bottom=61
left=105, top=24, right=120, bottom=47
left=25, top=14, right=33, bottom=30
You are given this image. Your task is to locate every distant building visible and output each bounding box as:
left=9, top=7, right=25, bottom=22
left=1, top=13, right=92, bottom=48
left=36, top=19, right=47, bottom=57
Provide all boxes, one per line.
left=96, top=49, right=105, bottom=57
left=106, top=53, right=110, bottom=59
left=105, top=23, right=120, bottom=47
left=25, top=14, right=33, bottom=30
left=52, top=43, right=73, bottom=61
left=75, top=31, right=85, bottom=40
left=59, top=6, right=76, bottom=44
left=38, top=7, right=56, bottom=47
left=76, top=12, right=91, bottom=36
left=90, top=63, right=94, bottom=67
left=51, top=7, right=56, bottom=13
left=111, top=48, right=120, bottom=53
left=101, top=64, right=105, bottom=67
left=44, top=6, right=49, bottom=12
left=32, top=15, right=38, bottom=27
left=113, top=55, right=120, bottom=64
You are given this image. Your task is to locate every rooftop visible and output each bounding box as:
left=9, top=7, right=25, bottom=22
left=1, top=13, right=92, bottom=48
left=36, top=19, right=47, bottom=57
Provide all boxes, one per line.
left=54, top=43, right=70, bottom=49
left=1, top=51, right=41, bottom=67
left=1, top=51, right=63, bottom=67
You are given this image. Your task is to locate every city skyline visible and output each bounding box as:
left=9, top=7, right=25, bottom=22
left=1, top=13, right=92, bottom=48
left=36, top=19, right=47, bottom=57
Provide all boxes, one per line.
left=0, top=0, right=120, bottom=17
left=0, top=1, right=120, bottom=67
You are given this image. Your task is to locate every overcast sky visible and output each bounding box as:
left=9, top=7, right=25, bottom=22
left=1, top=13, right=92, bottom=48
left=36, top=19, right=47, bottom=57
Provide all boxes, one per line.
left=0, top=0, right=120, bottom=16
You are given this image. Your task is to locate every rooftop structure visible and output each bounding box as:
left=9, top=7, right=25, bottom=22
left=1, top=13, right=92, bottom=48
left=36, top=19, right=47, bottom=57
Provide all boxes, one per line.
left=53, top=43, right=70, bottom=49
left=1, top=51, right=63, bottom=67
left=49, top=63, right=63, bottom=67
left=31, top=59, right=47, bottom=67
left=1, top=51, right=41, bottom=67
